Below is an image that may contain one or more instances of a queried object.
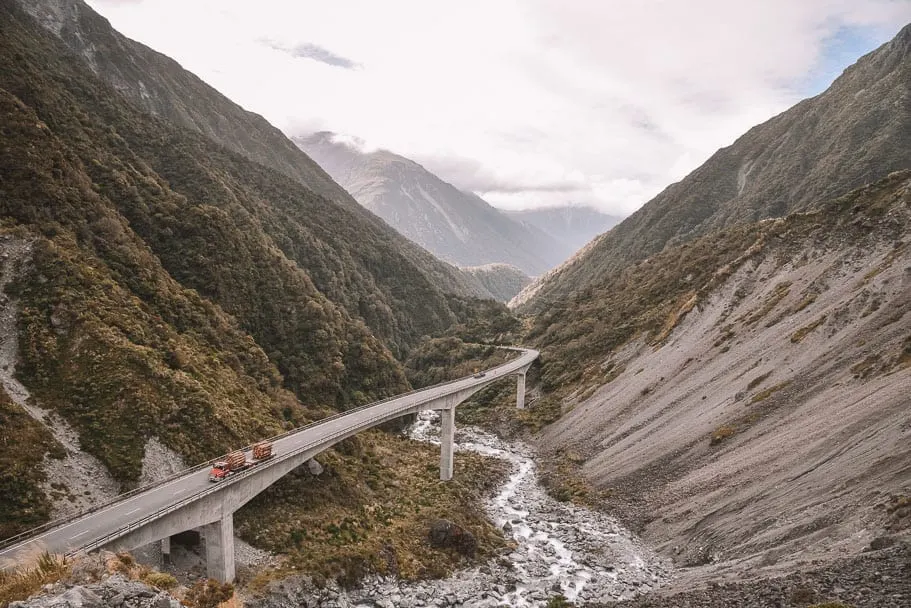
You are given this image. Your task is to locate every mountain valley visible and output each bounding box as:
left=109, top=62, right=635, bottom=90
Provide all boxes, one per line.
left=0, top=2, right=909, bottom=608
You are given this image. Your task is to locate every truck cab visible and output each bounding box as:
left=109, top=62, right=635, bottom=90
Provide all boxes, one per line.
left=209, top=462, right=229, bottom=482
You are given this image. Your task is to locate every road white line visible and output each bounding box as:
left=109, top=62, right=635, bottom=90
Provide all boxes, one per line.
left=22, top=470, right=209, bottom=547
left=125, top=508, right=140, bottom=515
left=70, top=530, right=89, bottom=539
left=1, top=350, right=538, bottom=558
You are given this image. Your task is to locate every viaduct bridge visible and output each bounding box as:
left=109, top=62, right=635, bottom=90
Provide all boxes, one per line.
left=0, top=347, right=538, bottom=582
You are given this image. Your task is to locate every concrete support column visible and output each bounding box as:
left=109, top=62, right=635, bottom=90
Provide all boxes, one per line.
left=516, top=372, right=527, bottom=409
left=161, top=536, right=171, bottom=565
left=439, top=407, right=455, bottom=481
left=202, top=515, right=235, bottom=582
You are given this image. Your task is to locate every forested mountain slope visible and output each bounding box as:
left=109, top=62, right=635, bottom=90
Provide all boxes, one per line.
left=0, top=0, right=411, bottom=480
left=520, top=23, right=911, bottom=311
left=16, top=0, right=490, bottom=306
left=0, top=1, right=510, bottom=549
left=460, top=264, right=532, bottom=303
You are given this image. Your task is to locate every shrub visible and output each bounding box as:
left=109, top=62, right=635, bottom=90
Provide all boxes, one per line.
left=0, top=551, right=69, bottom=608
left=141, top=571, right=178, bottom=590
left=184, top=579, right=234, bottom=608
left=710, top=425, right=736, bottom=445
left=546, top=595, right=575, bottom=608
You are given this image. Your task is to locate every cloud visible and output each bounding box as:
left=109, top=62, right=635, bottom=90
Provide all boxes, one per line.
left=261, top=39, right=359, bottom=69
left=84, top=0, right=911, bottom=215
left=415, top=154, right=582, bottom=195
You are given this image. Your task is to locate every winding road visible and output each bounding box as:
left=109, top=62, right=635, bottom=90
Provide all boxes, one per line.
left=0, top=347, right=537, bottom=572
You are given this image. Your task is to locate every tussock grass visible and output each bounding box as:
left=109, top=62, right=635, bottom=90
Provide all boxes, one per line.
left=791, top=315, right=828, bottom=343
left=0, top=550, right=69, bottom=608
left=750, top=381, right=792, bottom=404
left=746, top=371, right=773, bottom=391
left=710, top=425, right=737, bottom=445
left=740, top=281, right=791, bottom=326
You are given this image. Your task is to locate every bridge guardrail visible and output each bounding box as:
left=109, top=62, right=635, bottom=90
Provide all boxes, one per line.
left=71, top=349, right=534, bottom=556
left=1, top=347, right=534, bottom=556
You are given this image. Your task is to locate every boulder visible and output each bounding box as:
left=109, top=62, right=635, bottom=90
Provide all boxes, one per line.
left=428, top=519, right=477, bottom=558
left=306, top=458, right=323, bottom=476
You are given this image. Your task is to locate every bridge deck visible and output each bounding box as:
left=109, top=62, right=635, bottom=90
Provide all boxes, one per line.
left=0, top=347, right=537, bottom=565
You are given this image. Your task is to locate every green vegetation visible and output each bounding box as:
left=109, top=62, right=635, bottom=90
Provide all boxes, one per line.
left=236, top=430, right=509, bottom=586
left=741, top=281, right=791, bottom=326
left=141, top=571, right=178, bottom=590
left=850, top=355, right=881, bottom=379
left=404, top=338, right=516, bottom=389
left=746, top=371, right=773, bottom=391
left=545, top=595, right=575, bottom=608
left=527, top=222, right=763, bottom=392
left=0, top=388, right=63, bottom=538
left=0, top=551, right=69, bottom=608
left=793, top=292, right=818, bottom=313
left=538, top=448, right=599, bottom=506
left=184, top=580, right=235, bottom=608
left=0, top=6, right=510, bottom=584
left=710, top=425, right=737, bottom=445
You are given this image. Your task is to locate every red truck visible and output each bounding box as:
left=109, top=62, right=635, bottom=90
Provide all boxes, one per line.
left=208, top=442, right=274, bottom=482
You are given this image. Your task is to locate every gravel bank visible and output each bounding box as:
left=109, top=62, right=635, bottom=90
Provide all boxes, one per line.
left=597, top=542, right=911, bottom=608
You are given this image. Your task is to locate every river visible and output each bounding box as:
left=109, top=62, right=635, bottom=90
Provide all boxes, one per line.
left=337, top=411, right=668, bottom=607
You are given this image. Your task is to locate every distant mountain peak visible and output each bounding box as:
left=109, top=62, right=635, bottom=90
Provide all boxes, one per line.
left=295, top=134, right=571, bottom=275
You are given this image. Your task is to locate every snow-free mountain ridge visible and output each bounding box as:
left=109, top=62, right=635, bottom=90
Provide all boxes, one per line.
left=296, top=132, right=573, bottom=276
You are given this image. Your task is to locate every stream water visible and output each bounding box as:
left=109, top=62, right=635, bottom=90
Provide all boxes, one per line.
left=337, top=411, right=668, bottom=607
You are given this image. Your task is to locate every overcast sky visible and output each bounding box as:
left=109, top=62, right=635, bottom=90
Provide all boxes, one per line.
left=87, top=1, right=910, bottom=215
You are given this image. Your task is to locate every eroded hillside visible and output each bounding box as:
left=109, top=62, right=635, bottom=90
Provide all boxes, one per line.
left=534, top=172, right=911, bottom=574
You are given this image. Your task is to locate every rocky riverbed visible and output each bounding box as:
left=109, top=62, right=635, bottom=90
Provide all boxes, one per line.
left=256, top=412, right=668, bottom=607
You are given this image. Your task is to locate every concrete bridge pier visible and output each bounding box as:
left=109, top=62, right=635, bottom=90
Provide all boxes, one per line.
left=439, top=407, right=456, bottom=481
left=202, top=515, right=235, bottom=583
left=516, top=372, right=527, bottom=409
left=160, top=536, right=171, bottom=565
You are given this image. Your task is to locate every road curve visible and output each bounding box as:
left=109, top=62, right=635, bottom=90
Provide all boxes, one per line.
left=0, top=347, right=538, bottom=566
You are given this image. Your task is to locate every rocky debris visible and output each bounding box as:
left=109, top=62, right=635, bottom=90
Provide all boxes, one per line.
left=9, top=575, right=181, bottom=608
left=306, top=458, right=324, bottom=476
left=883, top=494, right=910, bottom=533
left=428, top=520, right=477, bottom=558
left=250, top=414, right=668, bottom=607
left=598, top=541, right=911, bottom=608
left=138, top=439, right=187, bottom=487
left=235, top=537, right=276, bottom=570
left=0, top=235, right=119, bottom=518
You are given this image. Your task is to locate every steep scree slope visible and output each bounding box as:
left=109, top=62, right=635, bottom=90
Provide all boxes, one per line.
left=536, top=172, right=911, bottom=574
left=520, top=23, right=911, bottom=311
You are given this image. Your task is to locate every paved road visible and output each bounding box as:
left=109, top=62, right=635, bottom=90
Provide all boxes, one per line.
left=0, top=347, right=537, bottom=566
